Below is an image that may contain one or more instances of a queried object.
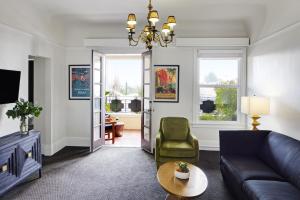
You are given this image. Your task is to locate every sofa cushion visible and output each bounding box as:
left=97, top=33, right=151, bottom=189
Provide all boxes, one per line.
left=160, top=141, right=196, bottom=158
left=221, top=155, right=284, bottom=185
left=259, top=132, right=300, bottom=189
left=243, top=180, right=300, bottom=200
left=161, top=117, right=189, bottom=140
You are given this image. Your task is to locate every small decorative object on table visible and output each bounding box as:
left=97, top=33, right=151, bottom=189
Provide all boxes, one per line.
left=6, top=99, right=42, bottom=134
left=175, top=161, right=190, bottom=180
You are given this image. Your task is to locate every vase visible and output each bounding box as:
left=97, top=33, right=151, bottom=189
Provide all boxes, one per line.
left=175, top=170, right=190, bottom=180
left=20, top=118, right=28, bottom=134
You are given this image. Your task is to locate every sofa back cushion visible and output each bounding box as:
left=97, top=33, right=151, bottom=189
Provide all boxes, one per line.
left=259, top=132, right=300, bottom=189
left=160, top=117, right=189, bottom=141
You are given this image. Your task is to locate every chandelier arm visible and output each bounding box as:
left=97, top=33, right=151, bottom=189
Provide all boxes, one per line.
left=129, top=32, right=143, bottom=46
left=129, top=40, right=138, bottom=46
left=161, top=32, right=175, bottom=45
left=155, top=32, right=167, bottom=47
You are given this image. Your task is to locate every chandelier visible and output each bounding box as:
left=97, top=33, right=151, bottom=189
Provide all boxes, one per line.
left=126, top=0, right=176, bottom=50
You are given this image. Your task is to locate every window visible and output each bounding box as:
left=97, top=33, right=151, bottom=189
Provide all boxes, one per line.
left=194, top=49, right=246, bottom=124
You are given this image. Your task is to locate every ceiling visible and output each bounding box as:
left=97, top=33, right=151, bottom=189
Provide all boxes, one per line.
left=4, top=0, right=300, bottom=42
left=27, top=0, right=268, bottom=23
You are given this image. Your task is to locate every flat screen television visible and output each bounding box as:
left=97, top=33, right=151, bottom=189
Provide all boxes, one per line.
left=0, top=69, right=21, bottom=104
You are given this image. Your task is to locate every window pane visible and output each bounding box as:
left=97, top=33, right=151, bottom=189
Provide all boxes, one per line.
left=94, top=69, right=100, bottom=83
left=144, top=85, right=150, bottom=98
left=143, top=127, right=150, bottom=142
left=199, top=59, right=238, bottom=85
left=94, top=84, right=100, bottom=97
left=199, top=87, right=237, bottom=121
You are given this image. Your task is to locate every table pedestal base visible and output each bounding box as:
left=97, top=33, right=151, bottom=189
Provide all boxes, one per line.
left=165, top=194, right=187, bottom=200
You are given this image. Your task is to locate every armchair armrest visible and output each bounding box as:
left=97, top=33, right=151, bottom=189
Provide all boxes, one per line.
left=188, top=134, right=199, bottom=149
left=219, top=130, right=270, bottom=157
left=155, top=132, right=162, bottom=161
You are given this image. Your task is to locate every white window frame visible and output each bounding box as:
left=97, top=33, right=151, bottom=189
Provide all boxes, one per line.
left=192, top=48, right=247, bottom=127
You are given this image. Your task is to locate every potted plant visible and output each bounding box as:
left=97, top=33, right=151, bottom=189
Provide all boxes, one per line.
left=6, top=99, right=42, bottom=134
left=105, top=91, right=111, bottom=112
left=175, top=161, right=190, bottom=180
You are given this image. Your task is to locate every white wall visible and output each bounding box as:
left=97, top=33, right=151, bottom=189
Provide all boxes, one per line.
left=152, top=47, right=246, bottom=151
left=0, top=0, right=64, bottom=44
left=0, top=24, right=31, bottom=136
left=248, top=23, right=300, bottom=140
left=65, top=47, right=91, bottom=146
left=34, top=57, right=52, bottom=153
left=0, top=23, right=67, bottom=155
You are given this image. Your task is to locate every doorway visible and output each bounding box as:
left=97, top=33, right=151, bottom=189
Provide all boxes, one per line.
left=28, top=56, right=51, bottom=154
left=104, top=54, right=142, bottom=147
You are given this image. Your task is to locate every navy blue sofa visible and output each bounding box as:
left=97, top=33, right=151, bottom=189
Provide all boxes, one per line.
left=219, top=130, right=300, bottom=200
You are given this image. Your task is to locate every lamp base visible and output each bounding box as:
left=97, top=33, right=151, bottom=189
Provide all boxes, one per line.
left=251, top=115, right=261, bottom=131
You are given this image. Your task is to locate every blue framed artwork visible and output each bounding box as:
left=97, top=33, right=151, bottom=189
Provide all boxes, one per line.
left=69, top=65, right=91, bottom=100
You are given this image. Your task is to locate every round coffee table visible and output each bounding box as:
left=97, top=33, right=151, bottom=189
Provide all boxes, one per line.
left=157, top=161, right=208, bottom=200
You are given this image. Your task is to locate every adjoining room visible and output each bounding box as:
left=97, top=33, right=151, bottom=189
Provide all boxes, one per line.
left=104, top=54, right=142, bottom=147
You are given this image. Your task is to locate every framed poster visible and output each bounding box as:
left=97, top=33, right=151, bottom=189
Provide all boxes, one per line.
left=154, top=65, right=179, bottom=103
left=69, top=65, right=91, bottom=100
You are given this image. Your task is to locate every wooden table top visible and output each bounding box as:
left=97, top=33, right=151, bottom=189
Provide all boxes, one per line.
left=157, top=161, right=208, bottom=198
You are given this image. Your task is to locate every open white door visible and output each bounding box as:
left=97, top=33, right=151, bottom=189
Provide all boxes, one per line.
left=91, top=50, right=105, bottom=152
left=141, top=51, right=153, bottom=153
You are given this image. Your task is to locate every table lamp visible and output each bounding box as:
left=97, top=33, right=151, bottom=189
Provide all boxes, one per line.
left=241, top=96, right=270, bottom=130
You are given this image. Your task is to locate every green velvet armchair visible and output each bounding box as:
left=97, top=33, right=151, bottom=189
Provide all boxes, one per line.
left=155, top=117, right=199, bottom=167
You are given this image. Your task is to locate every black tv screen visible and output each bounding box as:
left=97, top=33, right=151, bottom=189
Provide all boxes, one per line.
left=0, top=69, right=21, bottom=104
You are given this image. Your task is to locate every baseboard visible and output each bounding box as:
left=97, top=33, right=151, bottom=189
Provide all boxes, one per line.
left=42, top=143, right=52, bottom=156
left=52, top=137, right=67, bottom=155
left=66, top=136, right=90, bottom=147
left=199, top=140, right=219, bottom=151
left=42, top=137, right=89, bottom=156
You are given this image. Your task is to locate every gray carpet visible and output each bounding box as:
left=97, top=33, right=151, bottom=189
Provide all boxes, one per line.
left=1, top=147, right=234, bottom=200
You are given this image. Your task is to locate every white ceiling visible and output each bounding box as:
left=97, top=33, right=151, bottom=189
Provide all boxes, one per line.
left=3, top=0, right=300, bottom=42
left=27, top=0, right=267, bottom=15
left=27, top=0, right=268, bottom=23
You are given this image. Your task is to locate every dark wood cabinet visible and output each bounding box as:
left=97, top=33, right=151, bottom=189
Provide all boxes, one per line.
left=0, top=131, right=42, bottom=196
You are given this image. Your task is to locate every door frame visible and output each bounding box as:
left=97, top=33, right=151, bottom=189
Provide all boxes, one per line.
left=90, top=50, right=106, bottom=152
left=141, top=50, right=153, bottom=153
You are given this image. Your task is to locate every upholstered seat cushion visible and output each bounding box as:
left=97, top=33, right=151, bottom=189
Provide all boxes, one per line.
left=243, top=180, right=300, bottom=200
left=160, top=141, right=196, bottom=158
left=221, top=155, right=284, bottom=185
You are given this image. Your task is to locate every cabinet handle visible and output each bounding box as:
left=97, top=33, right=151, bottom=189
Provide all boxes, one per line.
left=27, top=152, right=32, bottom=158
left=1, top=164, right=8, bottom=172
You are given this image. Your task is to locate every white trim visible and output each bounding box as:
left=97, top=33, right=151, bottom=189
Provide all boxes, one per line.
left=191, top=123, right=245, bottom=129
left=84, top=38, right=250, bottom=48
left=193, top=47, right=247, bottom=126
left=0, top=22, right=64, bottom=48
left=41, top=143, right=52, bottom=156
left=52, top=137, right=67, bottom=155
left=198, top=140, right=219, bottom=151
left=176, top=38, right=249, bottom=47
left=66, top=136, right=90, bottom=147
left=84, top=38, right=143, bottom=48
left=42, top=137, right=66, bottom=156
left=251, top=20, right=300, bottom=46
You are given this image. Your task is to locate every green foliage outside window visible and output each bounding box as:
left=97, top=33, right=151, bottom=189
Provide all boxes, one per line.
left=200, top=81, right=237, bottom=121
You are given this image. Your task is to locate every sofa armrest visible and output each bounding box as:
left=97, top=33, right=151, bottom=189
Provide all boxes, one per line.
left=219, top=130, right=270, bottom=157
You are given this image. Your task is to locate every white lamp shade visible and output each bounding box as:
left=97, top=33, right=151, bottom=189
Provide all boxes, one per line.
left=241, top=96, right=270, bottom=116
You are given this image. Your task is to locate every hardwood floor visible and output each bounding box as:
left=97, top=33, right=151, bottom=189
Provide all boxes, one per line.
left=105, top=130, right=141, bottom=147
